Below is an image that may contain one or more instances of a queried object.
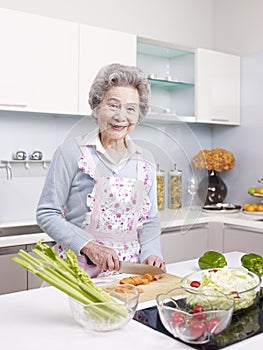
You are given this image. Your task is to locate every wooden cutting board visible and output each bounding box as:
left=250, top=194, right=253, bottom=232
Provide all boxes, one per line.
left=137, top=273, right=182, bottom=303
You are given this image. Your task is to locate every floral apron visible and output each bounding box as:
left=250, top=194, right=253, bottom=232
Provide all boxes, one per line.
left=56, top=139, right=152, bottom=278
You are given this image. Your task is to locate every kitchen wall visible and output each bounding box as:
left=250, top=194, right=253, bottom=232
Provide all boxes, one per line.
left=0, top=0, right=214, bottom=50
left=212, top=52, right=263, bottom=205
left=0, top=111, right=212, bottom=222
left=0, top=112, right=81, bottom=222
left=213, top=0, right=263, bottom=55
left=1, top=0, right=263, bottom=56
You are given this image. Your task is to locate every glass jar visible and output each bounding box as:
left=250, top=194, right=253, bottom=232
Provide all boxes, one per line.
left=156, top=165, right=165, bottom=211
left=169, top=166, right=182, bottom=209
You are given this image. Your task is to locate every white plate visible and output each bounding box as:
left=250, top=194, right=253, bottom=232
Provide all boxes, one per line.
left=249, top=192, right=263, bottom=198
left=242, top=210, right=263, bottom=216
left=203, top=204, right=241, bottom=214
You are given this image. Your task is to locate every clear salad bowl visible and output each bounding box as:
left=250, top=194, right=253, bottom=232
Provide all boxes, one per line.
left=156, top=287, right=234, bottom=345
left=181, top=267, right=261, bottom=311
left=69, top=283, right=139, bottom=332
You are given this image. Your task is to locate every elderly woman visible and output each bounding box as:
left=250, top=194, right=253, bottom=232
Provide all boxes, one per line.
left=36, top=63, right=165, bottom=278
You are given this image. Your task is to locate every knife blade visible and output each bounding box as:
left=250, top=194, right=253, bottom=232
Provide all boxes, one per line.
left=119, top=261, right=165, bottom=275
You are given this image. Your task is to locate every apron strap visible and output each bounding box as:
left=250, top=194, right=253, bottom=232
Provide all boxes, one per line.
left=76, top=136, right=98, bottom=176
left=78, top=142, right=103, bottom=230
left=76, top=136, right=101, bottom=229
left=136, top=153, right=144, bottom=181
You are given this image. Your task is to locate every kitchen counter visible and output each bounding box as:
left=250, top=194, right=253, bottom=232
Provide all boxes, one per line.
left=1, top=208, right=263, bottom=248
left=159, top=207, right=263, bottom=230
left=0, top=220, right=53, bottom=247
left=0, top=251, right=262, bottom=350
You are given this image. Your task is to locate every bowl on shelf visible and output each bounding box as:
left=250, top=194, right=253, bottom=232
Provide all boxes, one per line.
left=181, top=267, right=261, bottom=312
left=156, top=287, right=234, bottom=345
left=69, top=283, right=139, bottom=332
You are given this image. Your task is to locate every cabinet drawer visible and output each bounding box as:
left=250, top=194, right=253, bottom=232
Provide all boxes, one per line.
left=0, top=245, right=27, bottom=295
left=223, top=225, right=263, bottom=255
left=161, top=225, right=209, bottom=263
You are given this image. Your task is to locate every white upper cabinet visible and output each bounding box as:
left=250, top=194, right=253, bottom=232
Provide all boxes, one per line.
left=78, top=25, right=137, bottom=116
left=0, top=9, right=240, bottom=124
left=195, top=48, right=240, bottom=125
left=0, top=9, right=78, bottom=114
left=137, top=39, right=240, bottom=125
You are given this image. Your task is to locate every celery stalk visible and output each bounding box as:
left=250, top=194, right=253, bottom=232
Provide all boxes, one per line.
left=12, top=256, right=92, bottom=304
left=11, top=240, right=129, bottom=321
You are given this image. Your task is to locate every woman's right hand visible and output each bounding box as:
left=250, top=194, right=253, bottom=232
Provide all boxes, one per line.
left=81, top=241, right=120, bottom=271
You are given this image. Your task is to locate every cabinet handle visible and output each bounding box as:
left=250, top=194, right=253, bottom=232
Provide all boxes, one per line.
left=211, top=118, right=229, bottom=122
left=0, top=103, right=27, bottom=108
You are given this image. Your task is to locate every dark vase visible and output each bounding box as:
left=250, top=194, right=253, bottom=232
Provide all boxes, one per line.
left=197, top=170, right=227, bottom=205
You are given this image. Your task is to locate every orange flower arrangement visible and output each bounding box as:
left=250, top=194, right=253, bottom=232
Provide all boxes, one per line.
left=192, top=148, right=235, bottom=172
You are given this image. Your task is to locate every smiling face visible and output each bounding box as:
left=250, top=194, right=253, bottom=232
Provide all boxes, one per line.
left=95, top=86, right=140, bottom=148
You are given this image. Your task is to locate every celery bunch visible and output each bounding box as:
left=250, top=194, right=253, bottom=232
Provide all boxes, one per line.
left=12, top=240, right=128, bottom=320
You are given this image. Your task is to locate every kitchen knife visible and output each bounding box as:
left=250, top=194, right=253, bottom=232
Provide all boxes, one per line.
left=119, top=261, right=165, bottom=275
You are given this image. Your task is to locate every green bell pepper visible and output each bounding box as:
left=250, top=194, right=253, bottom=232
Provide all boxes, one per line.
left=241, top=253, right=263, bottom=276
left=198, top=251, right=227, bottom=270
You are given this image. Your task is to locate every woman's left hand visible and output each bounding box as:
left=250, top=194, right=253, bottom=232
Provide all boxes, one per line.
left=143, top=255, right=166, bottom=280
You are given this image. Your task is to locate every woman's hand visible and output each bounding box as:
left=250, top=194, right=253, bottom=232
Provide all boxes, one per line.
left=143, top=255, right=166, bottom=280
left=81, top=241, right=120, bottom=271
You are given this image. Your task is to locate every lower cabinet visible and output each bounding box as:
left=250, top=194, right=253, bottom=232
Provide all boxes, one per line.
left=0, top=245, right=27, bottom=295
left=160, top=224, right=209, bottom=263
left=223, top=225, right=263, bottom=255
left=0, top=241, right=54, bottom=295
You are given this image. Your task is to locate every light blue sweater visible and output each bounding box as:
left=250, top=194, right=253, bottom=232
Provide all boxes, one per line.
left=36, top=135, right=162, bottom=262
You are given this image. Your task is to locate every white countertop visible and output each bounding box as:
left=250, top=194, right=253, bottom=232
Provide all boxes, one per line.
left=1, top=208, right=263, bottom=248
left=159, top=207, right=263, bottom=230
left=0, top=251, right=262, bottom=350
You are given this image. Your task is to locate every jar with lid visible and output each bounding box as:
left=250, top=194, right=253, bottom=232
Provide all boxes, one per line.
left=156, top=164, right=165, bottom=211
left=169, top=164, right=182, bottom=209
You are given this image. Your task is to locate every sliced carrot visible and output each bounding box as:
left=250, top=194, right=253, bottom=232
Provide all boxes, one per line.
left=144, top=273, right=154, bottom=282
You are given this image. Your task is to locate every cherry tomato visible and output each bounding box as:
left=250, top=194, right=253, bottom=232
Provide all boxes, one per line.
left=171, top=311, right=185, bottom=327
left=205, top=317, right=221, bottom=335
left=188, top=319, right=206, bottom=339
left=193, top=305, right=204, bottom=313
left=192, top=305, right=207, bottom=320
left=190, top=280, right=201, bottom=288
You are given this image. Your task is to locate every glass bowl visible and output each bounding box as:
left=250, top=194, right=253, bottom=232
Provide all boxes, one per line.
left=156, top=287, right=234, bottom=345
left=181, top=267, right=261, bottom=311
left=69, top=283, right=139, bottom=332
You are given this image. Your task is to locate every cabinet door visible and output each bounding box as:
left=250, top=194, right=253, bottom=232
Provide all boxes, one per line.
left=223, top=225, right=263, bottom=255
left=160, top=224, right=209, bottom=263
left=0, top=246, right=27, bottom=295
left=195, top=48, right=240, bottom=125
left=78, top=25, right=137, bottom=115
left=0, top=8, right=78, bottom=114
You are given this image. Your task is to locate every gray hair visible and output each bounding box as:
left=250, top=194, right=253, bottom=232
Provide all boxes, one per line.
left=88, top=63, right=150, bottom=122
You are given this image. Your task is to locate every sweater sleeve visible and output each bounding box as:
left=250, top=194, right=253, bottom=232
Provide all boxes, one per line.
left=138, top=151, right=163, bottom=262
left=36, top=140, right=93, bottom=255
